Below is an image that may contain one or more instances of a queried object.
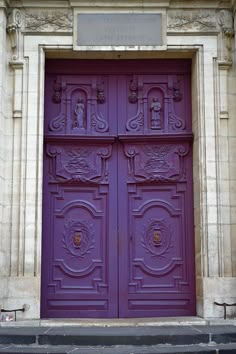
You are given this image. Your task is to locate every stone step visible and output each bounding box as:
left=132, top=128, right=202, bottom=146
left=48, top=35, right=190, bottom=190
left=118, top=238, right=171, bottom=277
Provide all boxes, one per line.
left=1, top=326, right=236, bottom=346
left=0, top=343, right=236, bottom=354
left=0, top=325, right=236, bottom=353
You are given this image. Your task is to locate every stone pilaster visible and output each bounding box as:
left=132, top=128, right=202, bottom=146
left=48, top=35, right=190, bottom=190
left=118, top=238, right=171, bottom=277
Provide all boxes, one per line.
left=6, top=8, right=28, bottom=277
left=212, top=9, right=234, bottom=279
left=0, top=1, right=9, bottom=307
left=229, top=0, right=236, bottom=277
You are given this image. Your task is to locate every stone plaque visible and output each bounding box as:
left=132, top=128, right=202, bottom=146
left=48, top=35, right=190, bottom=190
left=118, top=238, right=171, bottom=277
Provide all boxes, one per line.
left=76, top=14, right=163, bottom=46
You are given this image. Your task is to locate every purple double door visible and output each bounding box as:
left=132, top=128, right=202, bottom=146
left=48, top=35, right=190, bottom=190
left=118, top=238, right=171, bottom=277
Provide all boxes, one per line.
left=41, top=60, right=196, bottom=318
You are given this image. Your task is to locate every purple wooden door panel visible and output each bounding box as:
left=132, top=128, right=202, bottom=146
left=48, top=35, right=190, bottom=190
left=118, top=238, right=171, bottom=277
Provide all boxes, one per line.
left=118, top=141, right=195, bottom=317
left=41, top=140, right=118, bottom=318
left=41, top=60, right=195, bottom=318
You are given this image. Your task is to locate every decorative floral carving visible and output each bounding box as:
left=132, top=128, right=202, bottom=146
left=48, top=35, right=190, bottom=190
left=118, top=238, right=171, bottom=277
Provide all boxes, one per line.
left=168, top=112, right=185, bottom=130
left=168, top=11, right=217, bottom=32
left=126, top=109, right=143, bottom=132
left=64, top=149, right=96, bottom=175
left=49, top=79, right=67, bottom=130
left=142, top=219, right=173, bottom=259
left=126, top=76, right=144, bottom=132
left=125, top=144, right=188, bottom=183
left=143, top=145, right=173, bottom=173
left=46, top=144, right=112, bottom=184
left=63, top=219, right=94, bottom=259
left=91, top=108, right=108, bottom=133
left=49, top=79, right=109, bottom=134
left=25, top=10, right=73, bottom=32
left=49, top=113, right=65, bottom=132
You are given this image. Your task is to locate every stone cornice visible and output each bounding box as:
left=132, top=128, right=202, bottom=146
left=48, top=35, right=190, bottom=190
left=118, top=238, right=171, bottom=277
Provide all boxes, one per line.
left=232, top=0, right=236, bottom=14
left=170, top=0, right=231, bottom=9
left=6, top=0, right=233, bottom=9
left=0, top=0, right=10, bottom=9
left=9, top=0, right=69, bottom=8
left=69, top=0, right=171, bottom=8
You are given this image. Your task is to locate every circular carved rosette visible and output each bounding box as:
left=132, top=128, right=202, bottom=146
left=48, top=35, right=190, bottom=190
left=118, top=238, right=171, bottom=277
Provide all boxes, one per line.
left=63, top=219, right=94, bottom=259
left=142, top=219, right=172, bottom=259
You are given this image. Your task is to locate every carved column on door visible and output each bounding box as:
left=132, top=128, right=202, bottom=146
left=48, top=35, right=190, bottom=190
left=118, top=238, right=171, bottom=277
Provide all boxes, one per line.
left=126, top=76, right=144, bottom=132
left=91, top=79, right=108, bottom=133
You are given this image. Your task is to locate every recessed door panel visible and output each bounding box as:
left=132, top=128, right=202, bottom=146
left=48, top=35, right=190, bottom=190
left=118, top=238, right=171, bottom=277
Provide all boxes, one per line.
left=41, top=60, right=195, bottom=318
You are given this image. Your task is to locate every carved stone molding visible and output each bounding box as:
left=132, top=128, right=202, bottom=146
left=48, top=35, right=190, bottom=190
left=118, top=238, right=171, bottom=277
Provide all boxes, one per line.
left=7, top=8, right=22, bottom=60
left=233, top=0, right=236, bottom=16
left=167, top=10, right=218, bottom=32
left=217, top=10, right=235, bottom=64
left=24, top=9, right=73, bottom=32
left=7, top=9, right=24, bottom=119
left=9, top=60, right=24, bottom=119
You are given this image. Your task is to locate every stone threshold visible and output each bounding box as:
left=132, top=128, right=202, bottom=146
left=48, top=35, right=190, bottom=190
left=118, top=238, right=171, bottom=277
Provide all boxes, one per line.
left=1, top=316, right=235, bottom=327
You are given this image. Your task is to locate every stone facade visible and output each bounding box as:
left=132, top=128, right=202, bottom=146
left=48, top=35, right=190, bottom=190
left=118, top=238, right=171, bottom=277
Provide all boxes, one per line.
left=0, top=0, right=236, bottom=320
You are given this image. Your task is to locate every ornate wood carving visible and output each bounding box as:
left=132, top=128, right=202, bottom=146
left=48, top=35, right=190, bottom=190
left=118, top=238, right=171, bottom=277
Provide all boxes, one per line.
left=91, top=107, right=108, bottom=133
left=173, top=81, right=183, bottom=102
left=126, top=77, right=144, bottom=132
left=52, top=78, right=66, bottom=104
left=168, top=112, right=185, bottom=130
left=49, top=113, right=65, bottom=132
left=43, top=62, right=194, bottom=318
left=127, top=182, right=189, bottom=295
left=96, top=82, right=105, bottom=104
left=150, top=97, right=162, bottom=129
left=126, top=75, right=187, bottom=133
left=128, top=77, right=138, bottom=104
left=124, top=143, right=188, bottom=183
left=74, top=97, right=86, bottom=130
left=142, top=219, right=173, bottom=260
left=126, top=106, right=144, bottom=132
left=63, top=219, right=95, bottom=259
left=48, top=184, right=109, bottom=291
left=48, top=77, right=108, bottom=134
left=46, top=144, right=112, bottom=184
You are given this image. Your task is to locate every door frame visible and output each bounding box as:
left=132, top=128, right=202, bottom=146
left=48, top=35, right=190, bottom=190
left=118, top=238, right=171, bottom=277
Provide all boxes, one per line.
left=12, top=34, right=215, bottom=319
